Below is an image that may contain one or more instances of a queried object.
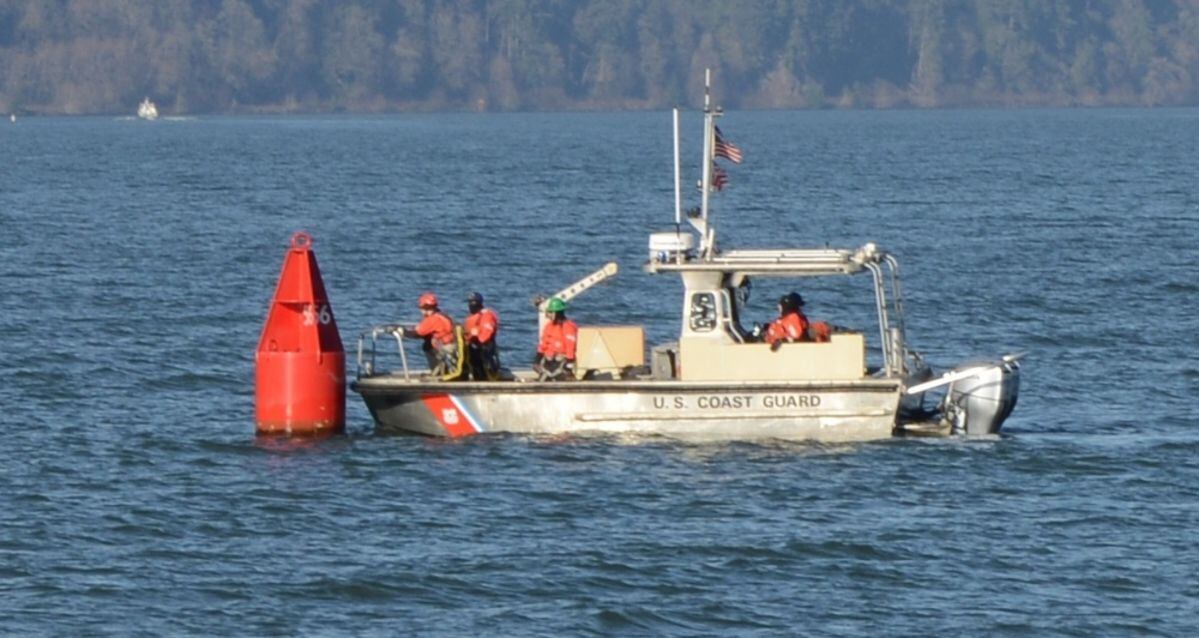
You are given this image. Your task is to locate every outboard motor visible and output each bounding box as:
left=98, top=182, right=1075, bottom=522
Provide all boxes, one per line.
left=940, top=355, right=1022, bottom=435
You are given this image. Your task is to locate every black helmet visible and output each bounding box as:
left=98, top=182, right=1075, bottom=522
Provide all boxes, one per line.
left=779, top=292, right=804, bottom=311
left=466, top=292, right=484, bottom=305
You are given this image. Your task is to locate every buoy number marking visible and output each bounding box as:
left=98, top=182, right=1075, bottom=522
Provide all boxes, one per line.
left=302, top=304, right=332, bottom=327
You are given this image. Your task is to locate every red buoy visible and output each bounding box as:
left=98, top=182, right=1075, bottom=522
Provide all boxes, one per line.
left=255, top=232, right=345, bottom=436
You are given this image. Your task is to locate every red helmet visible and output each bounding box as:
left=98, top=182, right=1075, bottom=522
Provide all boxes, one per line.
left=418, top=292, right=438, bottom=309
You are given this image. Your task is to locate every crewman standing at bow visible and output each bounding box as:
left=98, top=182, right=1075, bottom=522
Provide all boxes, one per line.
left=534, top=297, right=577, bottom=381
left=464, top=292, right=501, bottom=380
left=396, top=292, right=462, bottom=377
left=764, top=292, right=810, bottom=351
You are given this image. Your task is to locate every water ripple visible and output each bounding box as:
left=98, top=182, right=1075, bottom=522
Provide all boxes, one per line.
left=2, top=110, right=1199, bottom=636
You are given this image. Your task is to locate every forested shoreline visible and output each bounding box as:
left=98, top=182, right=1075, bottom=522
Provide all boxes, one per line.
left=2, top=0, right=1197, bottom=115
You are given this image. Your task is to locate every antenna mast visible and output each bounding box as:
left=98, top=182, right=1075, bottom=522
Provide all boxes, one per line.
left=698, top=69, right=719, bottom=260
left=700, top=69, right=711, bottom=257
left=673, top=108, right=681, bottom=230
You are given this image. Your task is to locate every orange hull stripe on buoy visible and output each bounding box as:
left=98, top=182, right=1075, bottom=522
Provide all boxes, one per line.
left=420, top=394, right=484, bottom=438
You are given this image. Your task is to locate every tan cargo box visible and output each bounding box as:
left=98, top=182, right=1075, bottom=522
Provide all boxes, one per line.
left=576, top=326, right=645, bottom=377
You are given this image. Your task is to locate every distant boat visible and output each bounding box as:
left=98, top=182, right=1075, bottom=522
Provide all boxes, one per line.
left=137, top=98, right=158, bottom=121
left=8, top=114, right=14, bottom=123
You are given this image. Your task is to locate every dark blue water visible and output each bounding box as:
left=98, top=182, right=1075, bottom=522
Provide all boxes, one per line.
left=3, top=108, right=1198, bottom=635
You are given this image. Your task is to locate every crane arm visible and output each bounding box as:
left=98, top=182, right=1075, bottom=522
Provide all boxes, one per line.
left=539, top=262, right=618, bottom=311
left=535, top=262, right=619, bottom=333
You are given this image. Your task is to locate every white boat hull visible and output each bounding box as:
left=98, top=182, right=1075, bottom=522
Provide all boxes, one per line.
left=354, top=376, right=902, bottom=442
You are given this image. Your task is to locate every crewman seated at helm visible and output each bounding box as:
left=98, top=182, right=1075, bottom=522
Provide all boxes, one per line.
left=395, top=292, right=463, bottom=378
left=533, top=297, right=578, bottom=381
left=763, top=292, right=810, bottom=351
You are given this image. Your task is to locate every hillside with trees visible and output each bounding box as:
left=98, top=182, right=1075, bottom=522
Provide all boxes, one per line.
left=2, top=0, right=1197, bottom=115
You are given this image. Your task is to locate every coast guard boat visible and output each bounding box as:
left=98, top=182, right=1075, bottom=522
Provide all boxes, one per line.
left=351, top=74, right=1021, bottom=441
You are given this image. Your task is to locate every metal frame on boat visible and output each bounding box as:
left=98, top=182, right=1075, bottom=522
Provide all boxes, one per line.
left=352, top=71, right=1021, bottom=441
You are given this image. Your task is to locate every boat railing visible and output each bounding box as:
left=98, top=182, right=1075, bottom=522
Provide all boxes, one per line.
left=356, top=325, right=412, bottom=379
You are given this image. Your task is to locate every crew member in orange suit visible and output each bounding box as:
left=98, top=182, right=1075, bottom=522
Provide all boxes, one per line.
left=398, top=292, right=458, bottom=375
left=764, top=292, right=810, bottom=351
left=534, top=297, right=578, bottom=381
left=463, top=292, right=501, bottom=380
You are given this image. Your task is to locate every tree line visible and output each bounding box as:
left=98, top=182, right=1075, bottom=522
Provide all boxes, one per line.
left=2, top=0, right=1197, bottom=115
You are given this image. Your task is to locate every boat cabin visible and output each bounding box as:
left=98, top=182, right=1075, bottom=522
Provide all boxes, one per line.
left=643, top=232, right=913, bottom=384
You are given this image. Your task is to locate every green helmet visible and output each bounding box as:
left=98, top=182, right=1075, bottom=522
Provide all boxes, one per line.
left=546, top=297, right=567, bottom=312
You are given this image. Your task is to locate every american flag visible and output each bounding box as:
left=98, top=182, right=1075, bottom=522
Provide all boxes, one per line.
left=714, top=126, right=743, bottom=163
left=711, top=162, right=728, bottom=191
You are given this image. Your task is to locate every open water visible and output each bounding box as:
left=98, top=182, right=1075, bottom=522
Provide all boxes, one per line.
left=2, top=107, right=1198, bottom=636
